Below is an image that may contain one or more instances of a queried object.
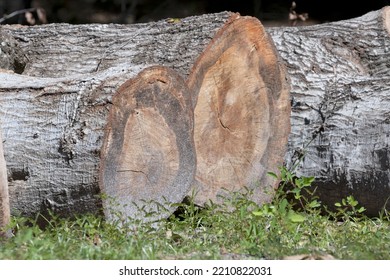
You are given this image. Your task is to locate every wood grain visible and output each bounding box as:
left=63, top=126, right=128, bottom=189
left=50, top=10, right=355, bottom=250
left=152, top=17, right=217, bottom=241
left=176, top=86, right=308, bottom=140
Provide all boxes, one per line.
left=99, top=66, right=195, bottom=222
left=188, top=15, right=290, bottom=205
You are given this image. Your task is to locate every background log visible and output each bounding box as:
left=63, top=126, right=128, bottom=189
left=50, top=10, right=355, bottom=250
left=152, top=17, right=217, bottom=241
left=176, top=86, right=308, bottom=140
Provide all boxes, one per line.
left=0, top=7, right=389, bottom=218
left=268, top=7, right=390, bottom=215
left=0, top=12, right=233, bottom=218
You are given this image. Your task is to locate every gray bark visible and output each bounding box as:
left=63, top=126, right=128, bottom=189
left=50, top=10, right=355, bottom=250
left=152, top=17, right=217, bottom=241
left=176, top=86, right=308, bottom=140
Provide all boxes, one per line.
left=0, top=7, right=389, bottom=217
left=268, top=7, right=390, bottom=215
left=0, top=12, right=232, bottom=217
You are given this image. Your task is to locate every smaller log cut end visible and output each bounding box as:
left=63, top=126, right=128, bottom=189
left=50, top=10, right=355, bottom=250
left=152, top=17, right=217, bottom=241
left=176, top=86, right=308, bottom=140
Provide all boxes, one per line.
left=99, top=66, right=196, bottom=223
left=384, top=6, right=390, bottom=35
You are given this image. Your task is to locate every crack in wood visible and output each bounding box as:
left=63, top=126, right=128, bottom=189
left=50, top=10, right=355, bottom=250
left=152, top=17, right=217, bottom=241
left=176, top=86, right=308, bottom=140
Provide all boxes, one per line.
left=155, top=78, right=167, bottom=84
left=116, top=169, right=151, bottom=183
left=218, top=116, right=231, bottom=131
left=215, top=91, right=231, bottom=132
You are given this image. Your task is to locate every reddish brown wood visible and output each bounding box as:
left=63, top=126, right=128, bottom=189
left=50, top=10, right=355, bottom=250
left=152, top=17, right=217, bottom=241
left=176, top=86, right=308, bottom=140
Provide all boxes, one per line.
left=187, top=15, right=291, bottom=205
left=99, top=15, right=291, bottom=221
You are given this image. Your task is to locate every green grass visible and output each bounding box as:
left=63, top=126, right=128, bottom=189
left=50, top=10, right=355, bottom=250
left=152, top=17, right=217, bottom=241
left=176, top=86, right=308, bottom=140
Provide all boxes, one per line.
left=1, top=169, right=390, bottom=260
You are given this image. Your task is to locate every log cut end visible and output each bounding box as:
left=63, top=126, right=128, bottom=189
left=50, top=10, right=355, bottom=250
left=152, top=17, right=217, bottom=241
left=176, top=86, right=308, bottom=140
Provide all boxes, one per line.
left=99, top=66, right=196, bottom=223
left=188, top=15, right=291, bottom=205
left=0, top=132, right=10, bottom=238
left=383, top=6, right=390, bottom=35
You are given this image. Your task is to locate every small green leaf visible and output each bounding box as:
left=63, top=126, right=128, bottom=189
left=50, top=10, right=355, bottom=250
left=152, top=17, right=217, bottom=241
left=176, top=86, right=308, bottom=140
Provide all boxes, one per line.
left=308, top=200, right=321, bottom=208
left=347, top=196, right=358, bottom=207
left=291, top=188, right=301, bottom=199
left=302, top=176, right=315, bottom=187
left=334, top=202, right=342, bottom=207
left=240, top=206, right=246, bottom=219
left=267, top=172, right=278, bottom=179
left=357, top=207, right=366, bottom=213
left=278, top=198, right=288, bottom=215
left=294, top=178, right=303, bottom=188
left=252, top=210, right=263, bottom=216
left=287, top=210, right=306, bottom=223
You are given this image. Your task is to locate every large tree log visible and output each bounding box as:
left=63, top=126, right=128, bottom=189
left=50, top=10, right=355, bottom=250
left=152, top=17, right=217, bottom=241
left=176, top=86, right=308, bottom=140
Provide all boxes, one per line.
left=0, top=12, right=234, bottom=218
left=0, top=7, right=389, bottom=218
left=270, top=7, right=390, bottom=215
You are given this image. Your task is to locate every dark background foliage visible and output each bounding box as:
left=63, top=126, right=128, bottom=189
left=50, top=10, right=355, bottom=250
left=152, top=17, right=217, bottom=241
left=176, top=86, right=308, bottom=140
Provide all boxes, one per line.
left=1, top=0, right=389, bottom=26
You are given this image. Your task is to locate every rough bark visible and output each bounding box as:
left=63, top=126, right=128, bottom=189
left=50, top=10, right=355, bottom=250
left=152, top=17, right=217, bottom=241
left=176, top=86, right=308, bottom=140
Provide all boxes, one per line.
left=0, top=12, right=233, bottom=218
left=268, top=7, right=390, bottom=215
left=0, top=7, right=389, bottom=217
left=187, top=15, right=290, bottom=206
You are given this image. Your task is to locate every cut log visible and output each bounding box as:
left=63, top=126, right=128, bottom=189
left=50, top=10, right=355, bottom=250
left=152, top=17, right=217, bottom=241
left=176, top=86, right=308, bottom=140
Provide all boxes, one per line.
left=0, top=12, right=233, bottom=218
left=0, top=131, right=10, bottom=237
left=99, top=66, right=195, bottom=222
left=0, top=7, right=389, bottom=218
left=267, top=6, right=390, bottom=215
left=187, top=15, right=290, bottom=205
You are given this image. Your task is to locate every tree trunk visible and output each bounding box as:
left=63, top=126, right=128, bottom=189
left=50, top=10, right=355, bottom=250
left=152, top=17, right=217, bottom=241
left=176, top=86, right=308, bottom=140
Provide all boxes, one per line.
left=268, top=7, right=390, bottom=216
left=0, top=7, right=389, bottom=218
left=0, top=12, right=234, bottom=218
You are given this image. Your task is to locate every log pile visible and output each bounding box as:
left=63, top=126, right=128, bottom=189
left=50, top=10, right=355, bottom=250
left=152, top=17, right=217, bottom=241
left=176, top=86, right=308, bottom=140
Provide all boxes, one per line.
left=0, top=7, right=389, bottom=224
